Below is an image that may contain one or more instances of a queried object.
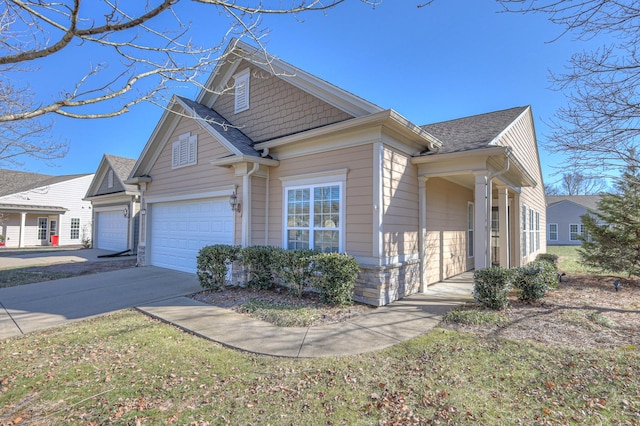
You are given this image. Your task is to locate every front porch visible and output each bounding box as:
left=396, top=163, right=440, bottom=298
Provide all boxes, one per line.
left=0, top=205, right=67, bottom=248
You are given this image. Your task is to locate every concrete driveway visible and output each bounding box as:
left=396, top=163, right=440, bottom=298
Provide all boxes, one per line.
left=0, top=248, right=132, bottom=270
left=0, top=267, right=202, bottom=339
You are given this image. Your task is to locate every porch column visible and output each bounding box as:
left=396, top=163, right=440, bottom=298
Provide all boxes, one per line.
left=498, top=186, right=510, bottom=268
left=474, top=172, right=491, bottom=269
left=418, top=176, right=428, bottom=292
left=18, top=212, right=26, bottom=248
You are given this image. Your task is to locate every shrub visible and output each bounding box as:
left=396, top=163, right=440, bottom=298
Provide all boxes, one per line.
left=512, top=260, right=558, bottom=302
left=311, top=253, right=360, bottom=306
left=473, top=267, right=512, bottom=310
left=279, top=249, right=318, bottom=297
left=240, top=246, right=282, bottom=290
left=536, top=253, right=559, bottom=271
left=197, top=244, right=240, bottom=290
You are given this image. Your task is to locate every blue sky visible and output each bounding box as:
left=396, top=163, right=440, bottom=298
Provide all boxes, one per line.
left=17, top=1, right=588, bottom=185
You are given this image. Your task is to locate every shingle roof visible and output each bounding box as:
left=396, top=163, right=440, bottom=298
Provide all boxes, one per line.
left=177, top=96, right=258, bottom=157
left=105, top=154, right=137, bottom=182
left=547, top=195, right=602, bottom=211
left=0, top=169, right=90, bottom=198
left=421, top=106, right=528, bottom=154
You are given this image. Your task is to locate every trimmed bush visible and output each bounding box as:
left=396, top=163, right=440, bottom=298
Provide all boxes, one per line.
left=311, top=253, right=360, bottom=306
left=197, top=244, right=240, bottom=290
left=536, top=253, right=559, bottom=271
left=513, top=260, right=558, bottom=302
left=240, top=246, right=282, bottom=290
left=473, top=267, right=512, bottom=310
left=280, top=249, right=318, bottom=297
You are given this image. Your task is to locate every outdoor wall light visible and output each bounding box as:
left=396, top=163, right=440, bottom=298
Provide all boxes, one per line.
left=123, top=206, right=129, bottom=218
left=229, top=191, right=241, bottom=213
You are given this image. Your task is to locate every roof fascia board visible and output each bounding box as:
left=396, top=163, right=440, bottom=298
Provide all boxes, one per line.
left=255, top=110, right=439, bottom=151
left=85, top=155, right=110, bottom=198
left=197, top=39, right=383, bottom=117
left=174, top=97, right=243, bottom=156
left=411, top=146, right=507, bottom=165
left=84, top=192, right=138, bottom=202
left=210, top=155, right=279, bottom=168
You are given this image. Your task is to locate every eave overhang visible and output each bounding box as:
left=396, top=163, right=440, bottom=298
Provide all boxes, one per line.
left=0, top=204, right=67, bottom=214
left=210, top=155, right=280, bottom=168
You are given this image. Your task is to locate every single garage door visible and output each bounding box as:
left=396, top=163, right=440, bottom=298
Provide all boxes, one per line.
left=96, top=211, right=128, bottom=251
left=149, top=198, right=234, bottom=273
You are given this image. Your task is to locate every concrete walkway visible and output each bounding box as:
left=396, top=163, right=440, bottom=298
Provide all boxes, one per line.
left=138, top=273, right=474, bottom=358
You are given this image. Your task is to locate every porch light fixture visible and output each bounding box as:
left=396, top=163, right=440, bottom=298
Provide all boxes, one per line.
left=229, top=191, right=241, bottom=213
left=123, top=206, right=129, bottom=218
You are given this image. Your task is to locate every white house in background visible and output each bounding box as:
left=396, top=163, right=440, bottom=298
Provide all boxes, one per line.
left=84, top=154, right=140, bottom=252
left=0, top=170, right=94, bottom=247
left=546, top=195, right=601, bottom=245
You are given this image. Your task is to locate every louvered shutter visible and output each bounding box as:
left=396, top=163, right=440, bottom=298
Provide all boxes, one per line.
left=188, top=135, right=197, bottom=164
left=172, top=141, right=180, bottom=168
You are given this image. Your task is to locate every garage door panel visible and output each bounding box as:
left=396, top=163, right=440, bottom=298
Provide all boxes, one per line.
left=96, top=211, right=128, bottom=251
left=149, top=198, right=234, bottom=273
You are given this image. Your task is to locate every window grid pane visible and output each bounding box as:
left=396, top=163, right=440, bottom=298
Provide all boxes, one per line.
left=285, top=184, right=340, bottom=252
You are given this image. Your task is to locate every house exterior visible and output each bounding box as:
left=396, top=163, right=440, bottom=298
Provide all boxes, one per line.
left=0, top=170, right=94, bottom=247
left=546, top=195, right=601, bottom=245
left=126, top=39, right=547, bottom=306
left=84, top=154, right=140, bottom=252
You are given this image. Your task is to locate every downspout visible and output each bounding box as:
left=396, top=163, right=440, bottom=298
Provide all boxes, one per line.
left=485, top=150, right=511, bottom=266
left=242, top=162, right=260, bottom=247
left=260, top=148, right=270, bottom=245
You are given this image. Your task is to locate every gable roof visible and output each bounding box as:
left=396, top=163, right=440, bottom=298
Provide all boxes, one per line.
left=85, top=154, right=139, bottom=199
left=0, top=169, right=90, bottom=198
left=547, top=195, right=602, bottom=211
left=421, top=106, right=529, bottom=154
left=106, top=154, right=137, bottom=182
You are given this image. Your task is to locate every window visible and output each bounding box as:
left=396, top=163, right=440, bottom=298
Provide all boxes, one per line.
left=37, top=218, right=48, bottom=240
left=529, top=208, right=535, bottom=254
left=535, top=212, right=541, bottom=250
left=171, top=133, right=197, bottom=169
left=522, top=205, right=527, bottom=256
left=70, top=218, right=80, bottom=240
left=467, top=202, right=474, bottom=258
left=107, top=170, right=114, bottom=188
left=548, top=223, right=558, bottom=241
left=285, top=183, right=341, bottom=252
left=570, top=224, right=580, bottom=241
left=234, top=68, right=250, bottom=113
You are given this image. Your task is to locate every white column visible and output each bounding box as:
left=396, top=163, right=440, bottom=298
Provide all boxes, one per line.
left=474, top=172, right=491, bottom=269
left=418, top=176, right=428, bottom=292
left=18, top=212, right=26, bottom=248
left=498, top=186, right=510, bottom=268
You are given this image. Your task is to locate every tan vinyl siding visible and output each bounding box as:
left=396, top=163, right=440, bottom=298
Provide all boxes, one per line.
left=382, top=146, right=418, bottom=259
left=424, top=178, right=474, bottom=284
left=95, top=167, right=125, bottom=196
left=145, top=117, right=240, bottom=198
left=497, top=110, right=546, bottom=264
left=251, top=175, right=267, bottom=246
left=212, top=60, right=353, bottom=143
left=266, top=144, right=373, bottom=258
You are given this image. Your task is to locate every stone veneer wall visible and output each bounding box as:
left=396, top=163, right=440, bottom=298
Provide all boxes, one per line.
left=353, top=260, right=421, bottom=306
left=136, top=244, right=146, bottom=267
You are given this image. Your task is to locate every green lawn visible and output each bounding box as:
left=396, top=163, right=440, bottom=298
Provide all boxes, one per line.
left=547, top=245, right=606, bottom=275
left=1, top=310, right=638, bottom=424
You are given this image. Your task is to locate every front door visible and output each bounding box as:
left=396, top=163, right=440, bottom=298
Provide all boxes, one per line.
left=37, top=217, right=48, bottom=245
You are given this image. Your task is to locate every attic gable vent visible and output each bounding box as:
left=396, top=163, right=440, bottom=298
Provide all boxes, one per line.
left=234, top=68, right=250, bottom=113
left=172, top=133, right=197, bottom=169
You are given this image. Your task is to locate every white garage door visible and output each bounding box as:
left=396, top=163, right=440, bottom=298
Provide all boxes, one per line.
left=96, top=211, right=128, bottom=251
left=149, top=198, right=234, bottom=273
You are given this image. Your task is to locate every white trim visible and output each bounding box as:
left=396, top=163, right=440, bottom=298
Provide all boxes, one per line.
left=279, top=168, right=348, bottom=187
left=144, top=186, right=236, bottom=204
left=94, top=205, right=128, bottom=213
left=467, top=202, right=474, bottom=258
left=373, top=143, right=384, bottom=264
left=548, top=223, right=558, bottom=241
left=107, top=170, right=114, bottom=188
left=569, top=223, right=581, bottom=241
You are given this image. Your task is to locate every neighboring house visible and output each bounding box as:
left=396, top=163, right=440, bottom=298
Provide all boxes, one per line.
left=546, top=195, right=601, bottom=245
left=0, top=170, right=94, bottom=247
left=84, top=154, right=140, bottom=252
left=126, top=39, right=546, bottom=306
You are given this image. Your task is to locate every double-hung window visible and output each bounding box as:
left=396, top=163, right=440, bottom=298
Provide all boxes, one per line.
left=570, top=223, right=580, bottom=241
left=522, top=205, right=528, bottom=256
left=548, top=223, right=558, bottom=241
left=529, top=208, right=535, bottom=254
left=285, top=182, right=343, bottom=252
left=70, top=218, right=80, bottom=240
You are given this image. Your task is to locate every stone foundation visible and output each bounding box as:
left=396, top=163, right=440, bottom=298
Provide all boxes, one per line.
left=136, top=244, right=146, bottom=267
left=353, top=259, right=421, bottom=306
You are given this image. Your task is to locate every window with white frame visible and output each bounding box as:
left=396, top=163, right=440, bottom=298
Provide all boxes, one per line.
left=234, top=68, right=250, bottom=113
left=569, top=224, right=580, bottom=241
left=107, top=170, right=114, bottom=188
left=70, top=218, right=80, bottom=239
left=285, top=183, right=342, bottom=252
left=548, top=223, right=558, bottom=241
left=529, top=208, right=535, bottom=254
left=171, top=133, right=197, bottom=169
left=535, top=211, right=540, bottom=251
left=522, top=205, right=528, bottom=256
left=467, top=202, right=474, bottom=258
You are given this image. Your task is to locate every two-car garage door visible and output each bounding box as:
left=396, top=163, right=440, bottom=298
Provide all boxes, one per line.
left=149, top=198, right=234, bottom=273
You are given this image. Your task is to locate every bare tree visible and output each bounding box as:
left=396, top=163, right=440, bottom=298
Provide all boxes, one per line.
left=0, top=0, right=378, bottom=166
left=546, top=171, right=609, bottom=195
left=498, top=0, right=640, bottom=178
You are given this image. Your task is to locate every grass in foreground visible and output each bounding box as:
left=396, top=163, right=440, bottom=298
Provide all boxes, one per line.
left=1, top=310, right=638, bottom=425
left=547, top=245, right=607, bottom=275
left=0, top=269, right=74, bottom=288
left=238, top=299, right=324, bottom=327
